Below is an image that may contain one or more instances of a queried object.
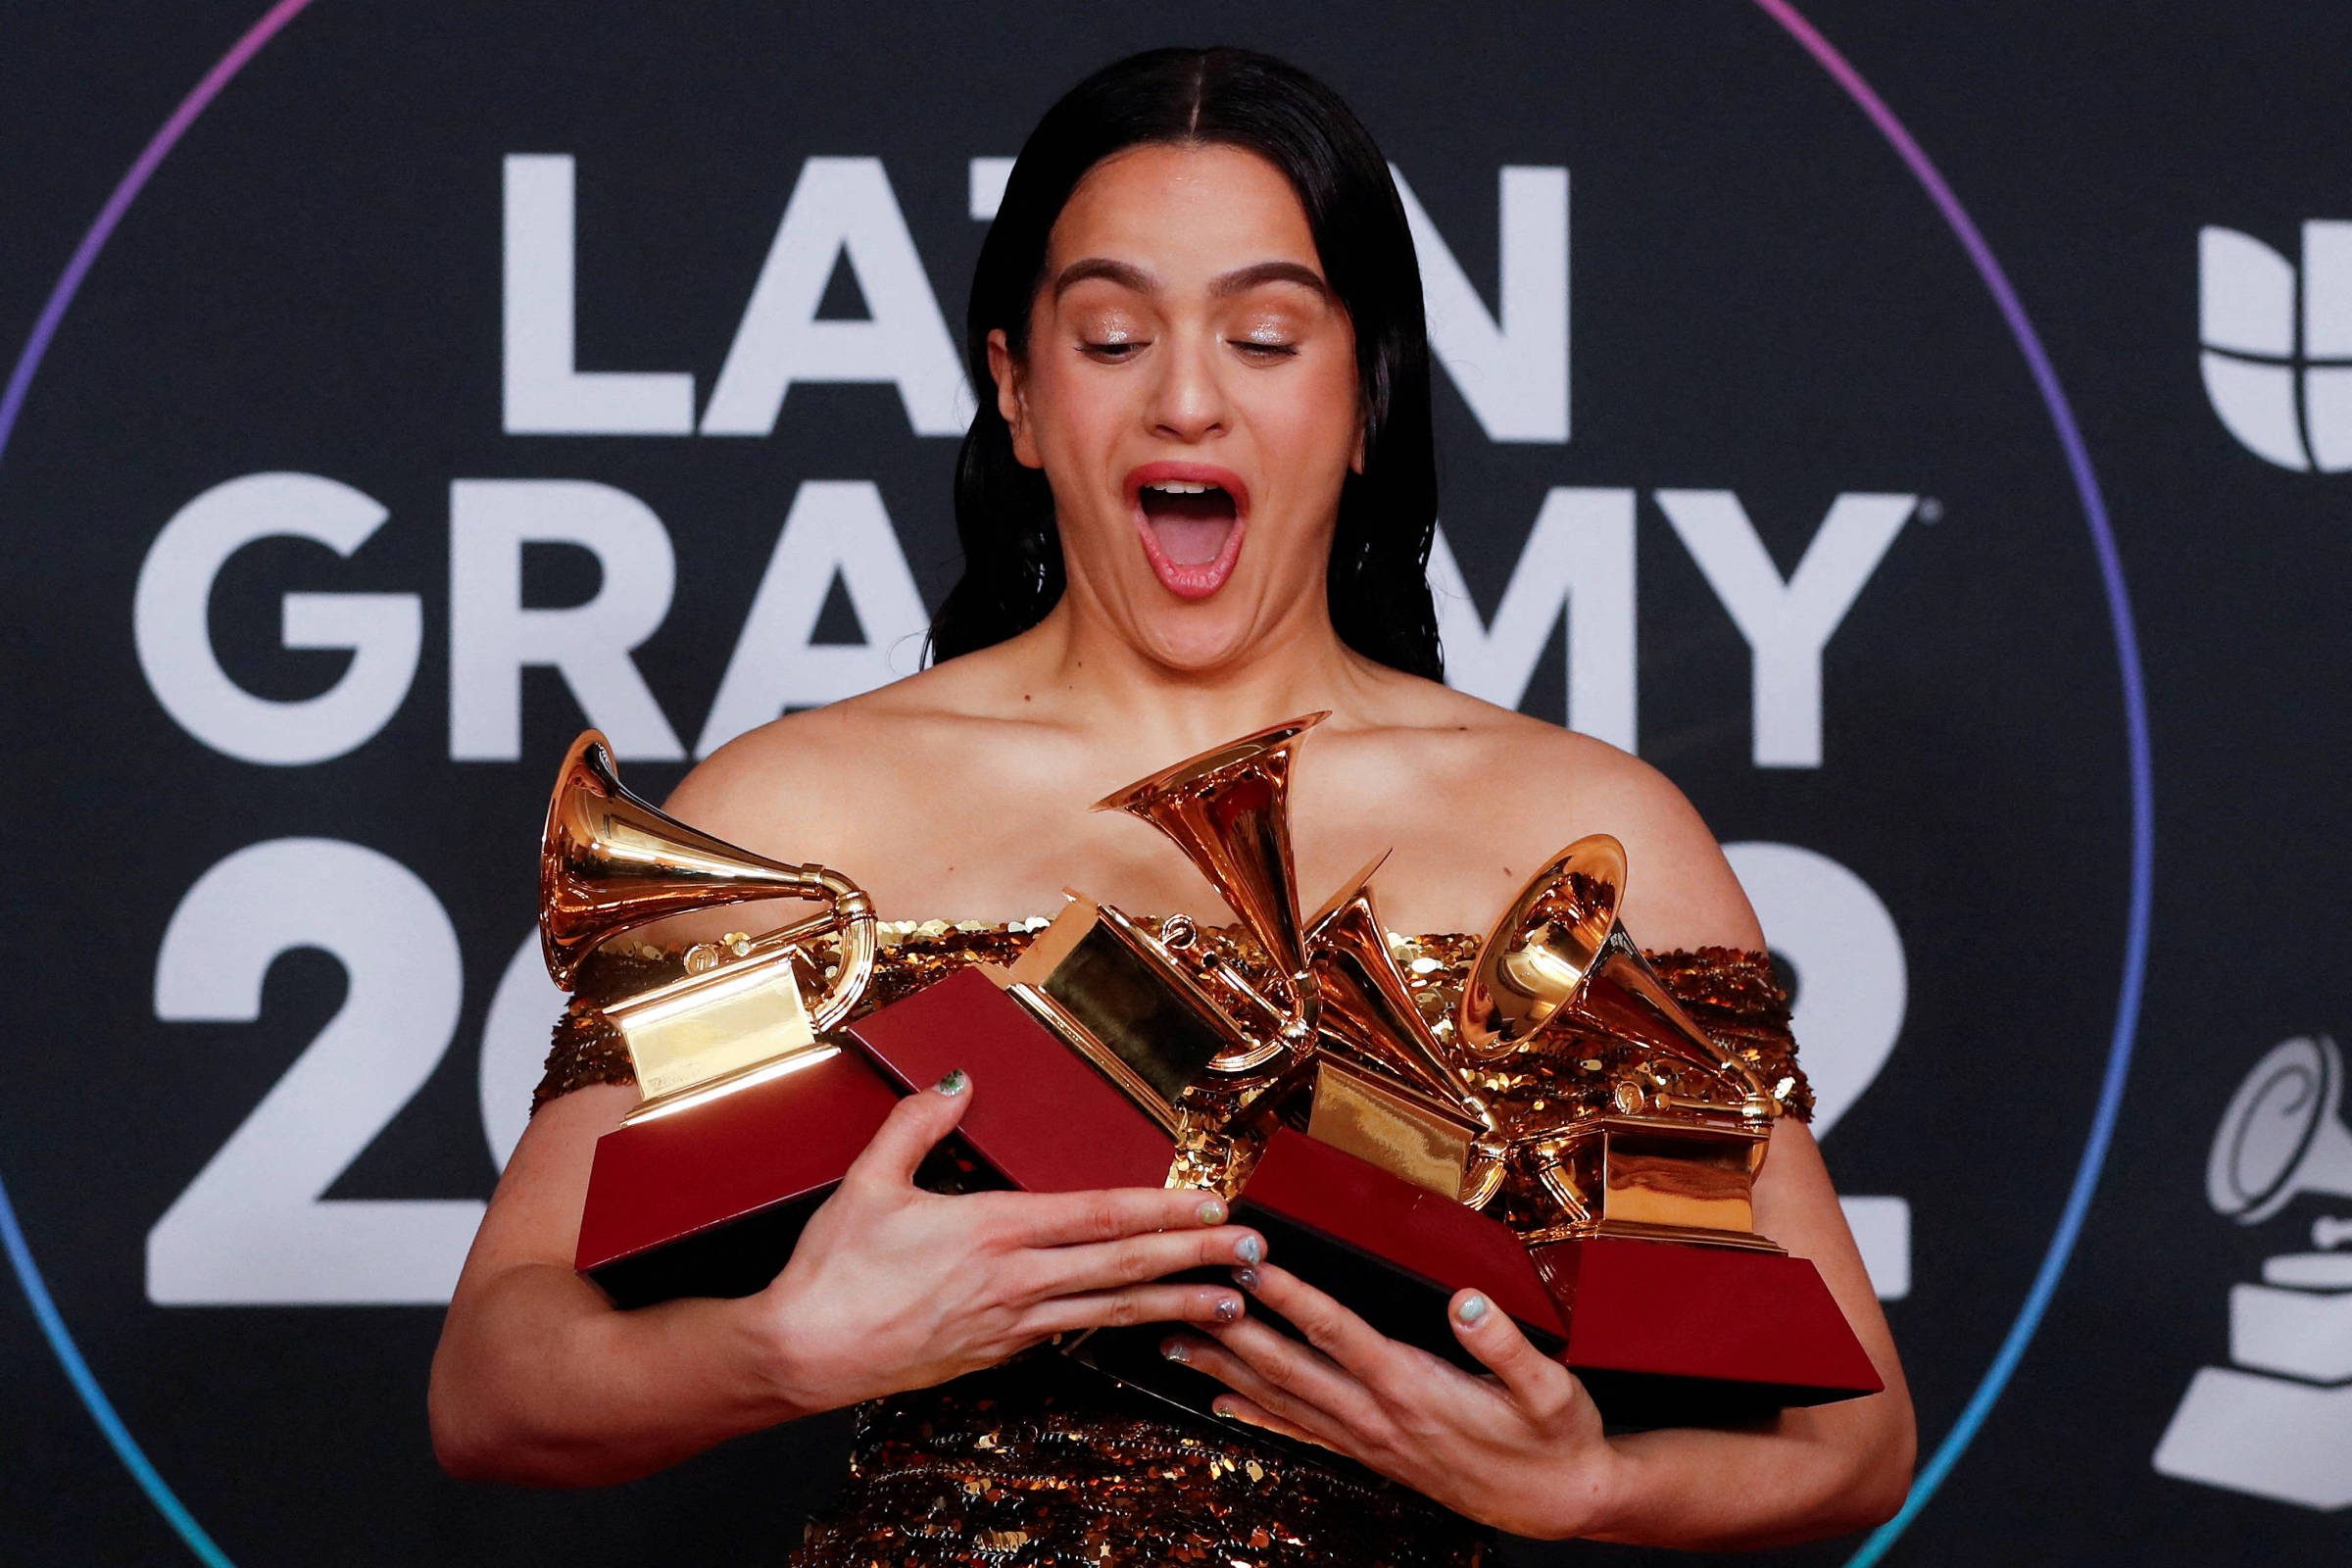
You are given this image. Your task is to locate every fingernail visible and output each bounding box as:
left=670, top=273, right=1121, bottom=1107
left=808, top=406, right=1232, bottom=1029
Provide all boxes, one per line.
left=1234, top=1235, right=1264, bottom=1265
left=1195, top=1197, right=1228, bottom=1226
left=1213, top=1296, right=1242, bottom=1322
left=1211, top=1400, right=1242, bottom=1421
left=933, top=1069, right=968, bottom=1097
left=1162, top=1340, right=1191, bottom=1363
left=1455, top=1293, right=1489, bottom=1326
left=1231, top=1266, right=1260, bottom=1293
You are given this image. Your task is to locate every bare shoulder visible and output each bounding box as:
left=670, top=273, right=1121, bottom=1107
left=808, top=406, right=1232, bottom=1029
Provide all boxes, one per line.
left=659, top=657, right=1001, bottom=859
left=1382, top=687, right=1764, bottom=953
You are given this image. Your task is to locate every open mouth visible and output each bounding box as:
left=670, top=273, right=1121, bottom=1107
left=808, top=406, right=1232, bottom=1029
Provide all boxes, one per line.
left=1140, top=481, right=1239, bottom=564
left=1130, top=466, right=1249, bottom=598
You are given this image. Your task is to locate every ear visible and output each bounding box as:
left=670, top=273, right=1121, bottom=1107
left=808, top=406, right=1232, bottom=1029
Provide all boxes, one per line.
left=987, top=329, right=1043, bottom=469
left=1350, top=418, right=1367, bottom=475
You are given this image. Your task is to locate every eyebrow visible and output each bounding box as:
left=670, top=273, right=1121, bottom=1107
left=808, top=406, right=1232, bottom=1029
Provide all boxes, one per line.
left=1050, top=257, right=1336, bottom=304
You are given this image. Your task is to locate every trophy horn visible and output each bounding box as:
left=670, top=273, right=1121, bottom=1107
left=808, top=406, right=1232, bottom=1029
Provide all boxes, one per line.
left=1306, top=851, right=1508, bottom=1206
left=1308, top=851, right=1489, bottom=1117
left=2208, top=1035, right=2352, bottom=1224
left=1458, top=835, right=1771, bottom=1112
left=539, top=731, right=877, bottom=1033
left=1091, top=712, right=1327, bottom=1051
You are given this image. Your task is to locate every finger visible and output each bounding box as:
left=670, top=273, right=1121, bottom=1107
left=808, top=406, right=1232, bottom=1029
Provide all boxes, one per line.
left=1197, top=1311, right=1387, bottom=1433
left=1006, top=1185, right=1244, bottom=1249
left=1200, top=1392, right=1333, bottom=1450
left=842, top=1069, right=972, bottom=1190
left=1163, top=1326, right=1365, bottom=1452
left=1017, top=1225, right=1265, bottom=1299
left=1447, top=1289, right=1577, bottom=1419
left=1232, top=1262, right=1403, bottom=1388
left=1018, top=1281, right=1247, bottom=1338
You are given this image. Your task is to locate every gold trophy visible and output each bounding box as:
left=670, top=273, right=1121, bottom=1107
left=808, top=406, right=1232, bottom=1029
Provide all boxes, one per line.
left=540, top=730, right=878, bottom=1123
left=988, top=712, right=1331, bottom=1131
left=1302, top=853, right=1508, bottom=1205
left=1459, top=834, right=1783, bottom=1250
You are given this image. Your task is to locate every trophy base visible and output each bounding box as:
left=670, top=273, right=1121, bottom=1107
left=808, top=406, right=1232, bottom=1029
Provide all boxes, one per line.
left=1529, top=1236, right=1882, bottom=1426
left=1073, top=1133, right=1881, bottom=1431
left=575, top=1046, right=899, bottom=1308
left=575, top=967, right=1180, bottom=1308
left=1067, top=1127, right=1567, bottom=1418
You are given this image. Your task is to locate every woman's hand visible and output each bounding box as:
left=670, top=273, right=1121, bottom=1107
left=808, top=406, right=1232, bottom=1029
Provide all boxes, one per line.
left=1164, top=1264, right=1622, bottom=1540
left=752, top=1069, right=1266, bottom=1413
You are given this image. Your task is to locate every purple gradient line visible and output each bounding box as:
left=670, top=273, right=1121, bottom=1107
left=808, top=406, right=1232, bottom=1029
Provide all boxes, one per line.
left=1750, top=3, right=2153, bottom=1562
left=0, top=0, right=320, bottom=476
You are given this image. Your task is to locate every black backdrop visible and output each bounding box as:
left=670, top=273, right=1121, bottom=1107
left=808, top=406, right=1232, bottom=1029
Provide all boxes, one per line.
left=3, top=3, right=2346, bottom=1563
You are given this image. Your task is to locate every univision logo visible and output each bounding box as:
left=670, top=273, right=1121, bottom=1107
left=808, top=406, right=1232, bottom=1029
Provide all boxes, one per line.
left=2199, top=221, right=2352, bottom=471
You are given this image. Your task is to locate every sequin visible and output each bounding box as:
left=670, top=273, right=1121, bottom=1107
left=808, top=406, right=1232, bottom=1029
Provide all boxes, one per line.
left=531, top=920, right=1811, bottom=1563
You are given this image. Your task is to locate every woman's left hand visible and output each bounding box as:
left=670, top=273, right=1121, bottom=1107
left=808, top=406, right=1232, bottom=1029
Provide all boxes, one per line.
left=1163, top=1263, right=1621, bottom=1540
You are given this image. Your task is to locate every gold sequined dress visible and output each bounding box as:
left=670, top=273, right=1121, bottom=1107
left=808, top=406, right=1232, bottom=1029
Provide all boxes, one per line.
left=534, top=921, right=1812, bottom=1568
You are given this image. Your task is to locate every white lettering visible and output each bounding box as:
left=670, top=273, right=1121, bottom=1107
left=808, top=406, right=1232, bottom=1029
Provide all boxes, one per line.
left=1655, top=490, right=1913, bottom=767
left=479, top=930, right=566, bottom=1171
left=149, top=839, right=476, bottom=1305
left=1725, top=839, right=1910, bottom=1300
left=969, top=157, right=1015, bottom=220
left=448, top=478, right=683, bottom=760
left=702, top=158, right=966, bottom=437
left=696, top=480, right=929, bottom=756
left=1431, top=488, right=1635, bottom=749
left=134, top=471, right=420, bottom=765
left=502, top=155, right=695, bottom=435
left=1393, top=166, right=1569, bottom=444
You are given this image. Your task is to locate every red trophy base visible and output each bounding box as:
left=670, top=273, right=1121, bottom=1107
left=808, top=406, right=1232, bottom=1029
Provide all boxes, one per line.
left=574, top=967, right=1173, bottom=1307
left=1069, top=1126, right=1571, bottom=1415
left=1533, top=1237, right=1882, bottom=1425
left=1081, top=1129, right=1882, bottom=1431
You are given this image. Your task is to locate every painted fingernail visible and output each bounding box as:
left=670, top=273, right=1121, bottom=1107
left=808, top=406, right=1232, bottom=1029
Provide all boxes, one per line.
left=933, top=1069, right=968, bottom=1097
left=1211, top=1399, right=1242, bottom=1421
left=1213, top=1296, right=1243, bottom=1322
left=1231, top=1266, right=1260, bottom=1293
left=1455, top=1293, right=1490, bottom=1326
left=1162, top=1340, right=1192, bottom=1363
left=1234, top=1235, right=1264, bottom=1265
left=1195, top=1197, right=1228, bottom=1226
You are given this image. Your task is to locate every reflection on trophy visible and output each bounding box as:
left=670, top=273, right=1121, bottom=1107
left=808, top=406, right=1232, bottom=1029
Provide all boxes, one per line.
left=1459, top=834, right=1784, bottom=1250
left=541, top=730, right=878, bottom=1123
left=989, top=712, right=1331, bottom=1131
left=2154, top=1034, right=2352, bottom=1510
left=1304, top=852, right=1506, bottom=1205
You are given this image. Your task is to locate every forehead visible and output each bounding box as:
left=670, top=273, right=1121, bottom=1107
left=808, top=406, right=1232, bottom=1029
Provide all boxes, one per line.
left=1049, top=142, right=1323, bottom=282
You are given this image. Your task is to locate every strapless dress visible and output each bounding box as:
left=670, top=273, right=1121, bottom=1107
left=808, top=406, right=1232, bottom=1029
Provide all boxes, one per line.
left=534, top=919, right=1811, bottom=1567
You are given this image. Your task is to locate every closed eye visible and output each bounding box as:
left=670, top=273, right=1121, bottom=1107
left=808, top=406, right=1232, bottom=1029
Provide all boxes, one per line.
left=1234, top=340, right=1298, bottom=361
left=1082, top=339, right=1148, bottom=362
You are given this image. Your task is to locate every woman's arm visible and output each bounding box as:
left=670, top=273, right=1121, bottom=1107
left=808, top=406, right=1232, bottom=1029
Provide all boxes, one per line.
left=429, top=1075, right=1268, bottom=1487
left=427, top=1086, right=795, bottom=1486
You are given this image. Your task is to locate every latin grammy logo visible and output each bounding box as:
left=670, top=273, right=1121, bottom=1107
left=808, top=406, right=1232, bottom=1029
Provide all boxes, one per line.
left=2153, top=1034, right=2352, bottom=1510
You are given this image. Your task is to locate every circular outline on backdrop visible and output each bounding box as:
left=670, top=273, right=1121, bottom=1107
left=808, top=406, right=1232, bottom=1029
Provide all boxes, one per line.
left=0, top=4, right=2149, bottom=1563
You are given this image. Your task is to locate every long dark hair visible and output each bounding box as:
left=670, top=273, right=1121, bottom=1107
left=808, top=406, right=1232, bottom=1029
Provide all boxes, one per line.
left=926, top=46, right=1444, bottom=680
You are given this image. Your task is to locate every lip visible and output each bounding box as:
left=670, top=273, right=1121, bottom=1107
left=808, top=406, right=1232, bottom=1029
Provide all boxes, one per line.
left=1125, top=462, right=1252, bottom=600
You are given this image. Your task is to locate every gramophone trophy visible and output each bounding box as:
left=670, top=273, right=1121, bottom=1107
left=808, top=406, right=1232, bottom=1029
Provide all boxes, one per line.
left=548, top=732, right=1203, bottom=1306
left=1450, top=836, right=1881, bottom=1421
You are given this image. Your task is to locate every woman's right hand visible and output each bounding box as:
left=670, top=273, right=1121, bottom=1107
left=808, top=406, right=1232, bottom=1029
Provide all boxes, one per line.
left=747, top=1068, right=1264, bottom=1413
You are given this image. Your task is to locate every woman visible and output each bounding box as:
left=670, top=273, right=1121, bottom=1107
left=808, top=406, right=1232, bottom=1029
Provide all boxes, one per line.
left=430, top=45, right=1913, bottom=1560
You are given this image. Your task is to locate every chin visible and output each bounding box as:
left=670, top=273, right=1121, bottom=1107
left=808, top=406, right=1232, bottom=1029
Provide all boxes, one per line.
left=1130, top=606, right=1266, bottom=672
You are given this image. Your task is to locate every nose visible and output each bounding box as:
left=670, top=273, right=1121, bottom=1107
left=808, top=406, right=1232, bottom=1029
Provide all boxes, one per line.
left=1145, top=333, right=1230, bottom=443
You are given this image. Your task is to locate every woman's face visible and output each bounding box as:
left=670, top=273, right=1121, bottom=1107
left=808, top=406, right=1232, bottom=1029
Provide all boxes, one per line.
left=991, top=142, right=1362, bottom=672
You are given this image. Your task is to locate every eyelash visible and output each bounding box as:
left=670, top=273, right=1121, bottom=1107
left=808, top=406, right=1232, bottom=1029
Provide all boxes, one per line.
left=1077, top=339, right=1298, bottom=361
